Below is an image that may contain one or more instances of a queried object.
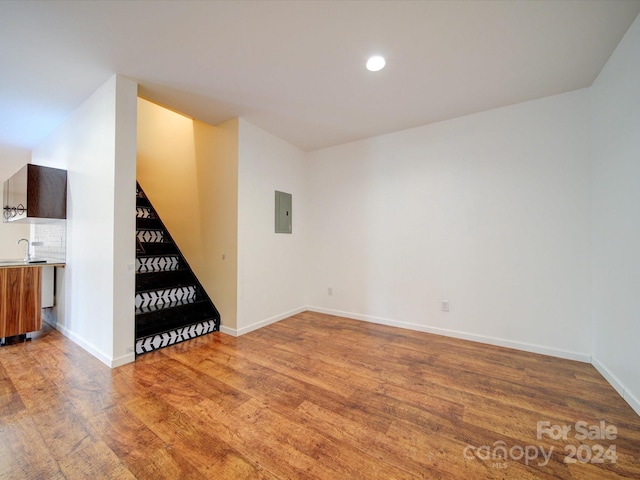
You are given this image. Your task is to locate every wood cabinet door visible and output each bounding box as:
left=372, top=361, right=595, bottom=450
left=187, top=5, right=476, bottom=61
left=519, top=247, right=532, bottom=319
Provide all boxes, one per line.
left=0, top=267, right=42, bottom=337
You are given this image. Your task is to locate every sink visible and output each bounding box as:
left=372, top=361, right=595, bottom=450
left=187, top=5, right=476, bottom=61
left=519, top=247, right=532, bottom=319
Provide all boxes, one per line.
left=0, top=259, right=47, bottom=265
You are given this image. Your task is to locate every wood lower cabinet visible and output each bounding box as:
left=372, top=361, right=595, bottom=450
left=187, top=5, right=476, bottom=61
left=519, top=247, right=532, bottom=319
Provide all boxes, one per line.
left=0, top=266, right=42, bottom=338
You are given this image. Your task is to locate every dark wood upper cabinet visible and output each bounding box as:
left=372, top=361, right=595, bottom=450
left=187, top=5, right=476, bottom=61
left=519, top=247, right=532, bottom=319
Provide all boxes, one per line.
left=2, top=164, right=67, bottom=222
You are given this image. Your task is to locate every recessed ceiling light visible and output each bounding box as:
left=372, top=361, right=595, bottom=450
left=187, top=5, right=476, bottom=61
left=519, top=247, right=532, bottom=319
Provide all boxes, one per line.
left=366, top=55, right=385, bottom=72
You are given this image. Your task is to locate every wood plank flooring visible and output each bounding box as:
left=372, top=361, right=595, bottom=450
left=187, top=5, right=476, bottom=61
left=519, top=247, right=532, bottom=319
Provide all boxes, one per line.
left=1, top=311, right=639, bottom=479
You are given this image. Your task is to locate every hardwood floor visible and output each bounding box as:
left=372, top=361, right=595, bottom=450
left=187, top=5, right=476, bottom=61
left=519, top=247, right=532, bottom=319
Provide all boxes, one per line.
left=1, top=311, right=639, bottom=479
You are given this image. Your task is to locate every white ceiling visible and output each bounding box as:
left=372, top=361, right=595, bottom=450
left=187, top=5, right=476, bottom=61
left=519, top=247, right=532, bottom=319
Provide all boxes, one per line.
left=1, top=0, right=639, bottom=152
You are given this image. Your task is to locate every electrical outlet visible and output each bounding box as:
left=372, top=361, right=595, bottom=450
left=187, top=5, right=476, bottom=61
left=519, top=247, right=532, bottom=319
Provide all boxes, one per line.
left=441, top=299, right=450, bottom=312
left=328, top=287, right=333, bottom=296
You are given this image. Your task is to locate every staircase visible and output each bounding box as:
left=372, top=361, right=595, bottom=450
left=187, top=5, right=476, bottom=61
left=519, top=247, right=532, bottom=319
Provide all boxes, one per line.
left=135, top=183, right=220, bottom=356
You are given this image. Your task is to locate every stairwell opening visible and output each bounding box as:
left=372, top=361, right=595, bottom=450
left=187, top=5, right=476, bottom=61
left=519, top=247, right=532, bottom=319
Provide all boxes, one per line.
left=134, top=183, right=220, bottom=355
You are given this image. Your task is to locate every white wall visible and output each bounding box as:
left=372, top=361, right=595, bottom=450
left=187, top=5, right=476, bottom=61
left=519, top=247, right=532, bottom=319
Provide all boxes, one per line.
left=0, top=144, right=31, bottom=258
left=31, top=75, right=137, bottom=367
left=590, top=15, right=640, bottom=414
left=236, top=119, right=307, bottom=334
left=307, top=89, right=592, bottom=361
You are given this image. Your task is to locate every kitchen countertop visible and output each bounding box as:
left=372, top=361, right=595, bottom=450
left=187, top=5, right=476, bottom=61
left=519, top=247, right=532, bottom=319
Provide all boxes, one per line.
left=0, top=260, right=66, bottom=269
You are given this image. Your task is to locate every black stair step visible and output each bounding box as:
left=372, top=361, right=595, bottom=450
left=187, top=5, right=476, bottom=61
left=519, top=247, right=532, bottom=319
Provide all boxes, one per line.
left=136, top=227, right=165, bottom=235
left=135, top=255, right=185, bottom=272
left=136, top=258, right=184, bottom=276
left=136, top=197, right=152, bottom=207
left=135, top=300, right=218, bottom=338
left=135, top=269, right=196, bottom=292
left=137, top=242, right=179, bottom=256
left=136, top=217, right=162, bottom=229
left=136, top=298, right=198, bottom=315
left=135, top=318, right=219, bottom=353
left=135, top=255, right=186, bottom=270
left=135, top=252, right=182, bottom=260
left=136, top=230, right=168, bottom=244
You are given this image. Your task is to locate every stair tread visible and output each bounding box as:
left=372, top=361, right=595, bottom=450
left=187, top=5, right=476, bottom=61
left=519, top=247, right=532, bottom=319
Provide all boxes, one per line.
left=136, top=298, right=212, bottom=318
left=137, top=243, right=179, bottom=256
left=135, top=297, right=206, bottom=315
left=136, top=267, right=196, bottom=284
left=136, top=266, right=188, bottom=273
left=136, top=218, right=162, bottom=229
left=136, top=269, right=198, bottom=292
left=135, top=300, right=218, bottom=338
left=135, top=318, right=219, bottom=343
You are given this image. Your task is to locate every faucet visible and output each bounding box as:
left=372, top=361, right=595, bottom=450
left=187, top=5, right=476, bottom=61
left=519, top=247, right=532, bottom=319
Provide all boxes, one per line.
left=17, top=238, right=31, bottom=262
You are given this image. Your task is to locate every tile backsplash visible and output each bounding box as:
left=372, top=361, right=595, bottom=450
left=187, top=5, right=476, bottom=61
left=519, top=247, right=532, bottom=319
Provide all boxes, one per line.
left=31, top=220, right=66, bottom=262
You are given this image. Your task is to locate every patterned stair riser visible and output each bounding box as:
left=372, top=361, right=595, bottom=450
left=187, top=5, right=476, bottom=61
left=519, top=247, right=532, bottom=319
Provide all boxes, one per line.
left=135, top=285, right=196, bottom=309
left=137, top=230, right=165, bottom=243
left=136, top=206, right=153, bottom=219
left=136, top=256, right=180, bottom=273
left=135, top=319, right=217, bottom=355
left=136, top=299, right=195, bottom=314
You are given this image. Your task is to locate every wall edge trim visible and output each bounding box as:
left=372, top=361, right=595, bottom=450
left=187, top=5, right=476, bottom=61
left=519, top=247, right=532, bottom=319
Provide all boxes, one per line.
left=236, top=306, right=307, bottom=336
left=306, top=306, right=592, bottom=363
left=592, top=357, right=640, bottom=417
left=219, top=325, right=238, bottom=337
left=111, top=352, right=135, bottom=368
left=53, top=323, right=114, bottom=368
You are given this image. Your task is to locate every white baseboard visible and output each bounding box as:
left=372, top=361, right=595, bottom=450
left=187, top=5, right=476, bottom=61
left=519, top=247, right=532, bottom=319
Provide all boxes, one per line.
left=219, top=324, right=238, bottom=337
left=111, top=352, right=135, bottom=368
left=54, top=323, right=134, bottom=368
left=306, top=306, right=591, bottom=363
left=592, top=357, right=625, bottom=397
left=592, top=357, right=640, bottom=417
left=230, top=306, right=307, bottom=337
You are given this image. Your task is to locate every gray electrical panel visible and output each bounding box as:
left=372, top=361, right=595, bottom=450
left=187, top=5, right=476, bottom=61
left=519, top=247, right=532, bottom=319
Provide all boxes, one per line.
left=275, top=190, right=292, bottom=234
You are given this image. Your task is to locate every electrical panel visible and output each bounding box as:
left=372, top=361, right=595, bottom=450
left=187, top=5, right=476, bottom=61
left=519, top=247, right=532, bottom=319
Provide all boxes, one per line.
left=275, top=191, right=292, bottom=234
